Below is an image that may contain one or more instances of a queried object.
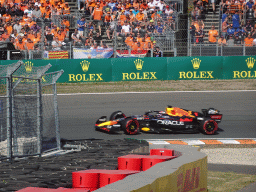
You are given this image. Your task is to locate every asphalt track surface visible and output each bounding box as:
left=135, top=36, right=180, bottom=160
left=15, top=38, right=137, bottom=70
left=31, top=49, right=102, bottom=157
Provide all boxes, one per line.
left=57, top=91, right=256, bottom=140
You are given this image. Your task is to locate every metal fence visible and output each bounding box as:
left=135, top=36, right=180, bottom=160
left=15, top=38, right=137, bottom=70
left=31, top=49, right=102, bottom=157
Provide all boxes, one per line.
left=0, top=61, right=63, bottom=161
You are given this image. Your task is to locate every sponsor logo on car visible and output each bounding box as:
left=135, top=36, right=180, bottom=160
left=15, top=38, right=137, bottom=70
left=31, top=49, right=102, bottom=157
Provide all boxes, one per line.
left=157, top=120, right=185, bottom=126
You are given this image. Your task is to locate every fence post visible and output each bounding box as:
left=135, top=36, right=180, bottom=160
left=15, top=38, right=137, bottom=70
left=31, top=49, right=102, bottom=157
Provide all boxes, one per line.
left=6, top=76, right=12, bottom=161
left=216, top=44, right=218, bottom=56
left=53, top=83, right=60, bottom=150
left=0, top=100, right=3, bottom=142
left=36, top=79, right=42, bottom=156
left=7, top=51, right=10, bottom=60
left=243, top=43, right=245, bottom=56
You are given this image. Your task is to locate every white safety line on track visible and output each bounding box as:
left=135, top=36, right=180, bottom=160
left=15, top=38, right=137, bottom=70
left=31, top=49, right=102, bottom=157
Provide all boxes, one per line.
left=57, top=90, right=256, bottom=96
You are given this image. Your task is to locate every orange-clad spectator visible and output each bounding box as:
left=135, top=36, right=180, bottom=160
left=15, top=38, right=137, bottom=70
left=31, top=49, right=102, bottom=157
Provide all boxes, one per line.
left=32, top=32, right=41, bottom=44
left=26, top=38, right=34, bottom=50
left=88, top=0, right=96, bottom=14
left=104, top=12, right=112, bottom=27
left=20, top=3, right=28, bottom=12
left=145, top=33, right=151, bottom=43
left=23, top=33, right=29, bottom=43
left=3, top=13, right=11, bottom=22
left=118, top=10, right=126, bottom=22
left=56, top=4, right=63, bottom=14
left=244, top=34, right=254, bottom=46
left=125, top=33, right=134, bottom=47
left=60, top=26, right=68, bottom=38
left=136, top=42, right=144, bottom=51
left=151, top=10, right=161, bottom=20
left=22, top=13, right=30, bottom=22
left=56, top=30, right=65, bottom=42
left=193, top=20, right=200, bottom=31
left=128, top=10, right=135, bottom=22
left=44, top=6, right=52, bottom=20
left=64, top=26, right=69, bottom=37
left=136, top=9, right=145, bottom=21
left=208, top=25, right=218, bottom=43
left=51, top=25, right=59, bottom=36
left=27, top=30, right=34, bottom=40
left=27, top=18, right=36, bottom=28
left=136, top=33, right=142, bottom=43
left=140, top=1, right=148, bottom=10
left=131, top=39, right=139, bottom=50
left=100, top=0, right=107, bottom=8
left=133, top=0, right=140, bottom=9
left=40, top=3, right=46, bottom=14
left=61, top=17, right=70, bottom=27
left=2, top=30, right=10, bottom=41
left=5, top=23, right=13, bottom=35
left=140, top=38, right=147, bottom=50
left=63, top=3, right=70, bottom=15
left=92, top=3, right=103, bottom=35
left=45, top=0, right=51, bottom=8
left=15, top=38, right=26, bottom=50
left=125, top=0, right=131, bottom=9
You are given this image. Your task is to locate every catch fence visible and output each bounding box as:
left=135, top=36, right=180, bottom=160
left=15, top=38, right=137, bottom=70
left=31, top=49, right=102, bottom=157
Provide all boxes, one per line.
left=0, top=61, right=63, bottom=161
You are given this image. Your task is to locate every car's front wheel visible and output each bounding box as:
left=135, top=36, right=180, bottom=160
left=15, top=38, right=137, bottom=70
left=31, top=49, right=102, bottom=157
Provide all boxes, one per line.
left=122, top=118, right=140, bottom=135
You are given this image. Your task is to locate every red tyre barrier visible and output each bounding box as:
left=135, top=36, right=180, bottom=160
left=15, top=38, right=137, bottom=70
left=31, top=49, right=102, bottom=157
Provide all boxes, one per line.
left=150, top=148, right=174, bottom=156
left=72, top=170, right=101, bottom=190
left=118, top=155, right=146, bottom=171
left=142, top=155, right=177, bottom=171
left=99, top=170, right=140, bottom=188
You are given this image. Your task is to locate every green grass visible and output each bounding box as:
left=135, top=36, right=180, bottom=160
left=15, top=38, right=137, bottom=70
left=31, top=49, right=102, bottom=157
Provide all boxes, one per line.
left=208, top=171, right=256, bottom=192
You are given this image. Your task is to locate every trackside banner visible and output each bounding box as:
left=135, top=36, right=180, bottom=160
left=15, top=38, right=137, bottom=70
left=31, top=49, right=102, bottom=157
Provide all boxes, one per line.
left=111, top=58, right=167, bottom=81
left=134, top=156, right=208, bottom=192
left=1, top=56, right=256, bottom=82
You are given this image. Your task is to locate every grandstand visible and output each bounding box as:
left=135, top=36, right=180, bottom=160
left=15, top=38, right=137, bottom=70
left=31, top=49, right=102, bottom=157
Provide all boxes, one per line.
left=0, top=0, right=255, bottom=59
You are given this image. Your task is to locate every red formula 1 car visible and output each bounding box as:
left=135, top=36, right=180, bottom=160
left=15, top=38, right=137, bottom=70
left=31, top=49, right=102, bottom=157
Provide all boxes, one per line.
left=95, top=106, right=223, bottom=135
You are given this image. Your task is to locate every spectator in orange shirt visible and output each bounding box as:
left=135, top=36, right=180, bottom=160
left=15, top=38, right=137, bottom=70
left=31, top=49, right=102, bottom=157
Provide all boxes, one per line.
left=125, top=33, right=134, bottom=47
left=2, top=30, right=10, bottom=41
left=131, top=39, right=139, bottom=50
left=63, top=3, right=70, bottom=15
left=140, top=1, right=148, bottom=10
left=244, top=33, right=254, bottom=46
left=208, top=25, right=218, bottom=44
left=92, top=3, right=103, bottom=35
left=32, top=32, right=41, bottom=44
left=26, top=38, right=34, bottom=50
left=136, top=9, right=145, bottom=21
left=56, top=30, right=65, bottom=42
left=88, top=0, right=96, bottom=14
left=104, top=12, right=111, bottom=27
left=62, top=17, right=70, bottom=28
left=5, top=22, right=13, bottom=35
left=3, top=13, right=12, bottom=22
left=15, top=38, right=26, bottom=50
left=44, top=6, right=52, bottom=22
left=218, top=35, right=227, bottom=46
left=136, top=33, right=143, bottom=42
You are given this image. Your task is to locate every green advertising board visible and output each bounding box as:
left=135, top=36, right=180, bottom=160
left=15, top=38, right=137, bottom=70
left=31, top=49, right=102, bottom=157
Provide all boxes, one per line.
left=167, top=57, right=223, bottom=80
left=223, top=56, right=256, bottom=79
left=57, top=59, right=112, bottom=82
left=111, top=57, right=167, bottom=81
left=1, top=56, right=255, bottom=82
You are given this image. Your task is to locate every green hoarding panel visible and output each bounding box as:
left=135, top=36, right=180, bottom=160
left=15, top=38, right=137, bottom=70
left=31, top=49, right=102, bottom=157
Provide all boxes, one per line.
left=1, top=59, right=58, bottom=72
left=223, top=56, right=256, bottom=79
left=58, top=59, right=112, bottom=83
left=167, top=56, right=223, bottom=80
left=111, top=57, right=167, bottom=81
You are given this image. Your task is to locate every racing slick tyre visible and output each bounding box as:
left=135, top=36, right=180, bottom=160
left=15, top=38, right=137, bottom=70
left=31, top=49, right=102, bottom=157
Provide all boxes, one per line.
left=109, top=111, right=126, bottom=120
left=121, top=118, right=140, bottom=135
left=199, top=118, right=218, bottom=135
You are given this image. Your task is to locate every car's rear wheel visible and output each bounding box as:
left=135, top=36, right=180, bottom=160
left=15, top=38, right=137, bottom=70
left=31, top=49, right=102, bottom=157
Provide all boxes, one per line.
left=109, top=111, right=126, bottom=120
left=199, top=119, right=218, bottom=135
left=122, top=118, right=140, bottom=135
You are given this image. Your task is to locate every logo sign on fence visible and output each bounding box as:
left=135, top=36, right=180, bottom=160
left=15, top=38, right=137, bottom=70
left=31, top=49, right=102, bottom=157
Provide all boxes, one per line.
left=233, top=57, right=256, bottom=78
left=66, top=59, right=112, bottom=82
left=122, top=59, right=157, bottom=80
left=12, top=61, right=46, bottom=82
left=112, top=58, right=167, bottom=81
left=179, top=58, right=214, bottom=79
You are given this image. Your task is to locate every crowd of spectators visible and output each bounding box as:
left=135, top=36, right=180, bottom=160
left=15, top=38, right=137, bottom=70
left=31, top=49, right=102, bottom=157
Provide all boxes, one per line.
left=190, top=0, right=256, bottom=46
left=0, top=0, right=71, bottom=52
left=74, top=0, right=178, bottom=52
left=219, top=0, right=256, bottom=46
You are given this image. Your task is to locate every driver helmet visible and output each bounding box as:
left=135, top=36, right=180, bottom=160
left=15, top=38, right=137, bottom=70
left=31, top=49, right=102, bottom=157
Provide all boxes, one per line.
left=165, top=105, right=175, bottom=115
